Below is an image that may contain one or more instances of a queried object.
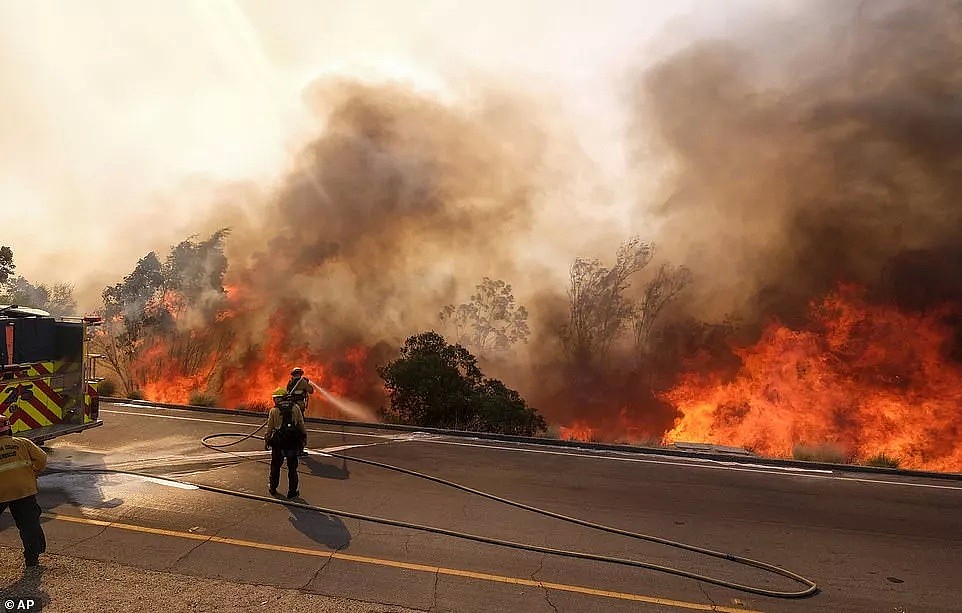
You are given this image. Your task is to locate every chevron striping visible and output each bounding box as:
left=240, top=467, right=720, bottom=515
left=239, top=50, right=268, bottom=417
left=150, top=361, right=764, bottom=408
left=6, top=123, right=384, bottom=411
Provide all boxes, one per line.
left=25, top=394, right=58, bottom=425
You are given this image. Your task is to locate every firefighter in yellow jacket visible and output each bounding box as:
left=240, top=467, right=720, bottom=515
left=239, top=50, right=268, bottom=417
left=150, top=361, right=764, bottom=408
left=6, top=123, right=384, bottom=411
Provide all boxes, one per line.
left=0, top=414, right=47, bottom=567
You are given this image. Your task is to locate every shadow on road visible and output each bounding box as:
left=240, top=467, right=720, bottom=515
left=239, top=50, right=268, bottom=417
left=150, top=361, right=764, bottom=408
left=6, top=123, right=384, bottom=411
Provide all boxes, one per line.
left=284, top=442, right=352, bottom=549
left=288, top=506, right=351, bottom=550
left=0, top=565, right=51, bottom=610
left=301, top=455, right=350, bottom=480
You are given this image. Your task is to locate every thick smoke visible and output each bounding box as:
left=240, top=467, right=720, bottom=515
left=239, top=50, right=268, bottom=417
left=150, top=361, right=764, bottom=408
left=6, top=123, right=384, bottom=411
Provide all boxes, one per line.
left=225, top=79, right=547, bottom=343
left=118, top=1, right=962, bottom=444
left=637, top=0, right=962, bottom=328
left=171, top=77, right=612, bottom=409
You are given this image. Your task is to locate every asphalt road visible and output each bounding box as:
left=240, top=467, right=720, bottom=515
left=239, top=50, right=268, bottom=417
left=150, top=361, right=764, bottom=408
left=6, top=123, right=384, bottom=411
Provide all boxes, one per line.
left=2, top=402, right=960, bottom=612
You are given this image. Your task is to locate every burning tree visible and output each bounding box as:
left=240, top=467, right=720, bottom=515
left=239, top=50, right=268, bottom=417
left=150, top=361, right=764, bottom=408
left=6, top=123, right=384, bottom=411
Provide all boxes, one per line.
left=551, top=238, right=695, bottom=443
left=97, top=252, right=169, bottom=394
left=439, top=277, right=530, bottom=353
left=560, top=237, right=653, bottom=371
left=162, top=229, right=230, bottom=309
left=378, top=331, right=546, bottom=435
left=632, top=263, right=694, bottom=359
left=95, top=230, right=230, bottom=395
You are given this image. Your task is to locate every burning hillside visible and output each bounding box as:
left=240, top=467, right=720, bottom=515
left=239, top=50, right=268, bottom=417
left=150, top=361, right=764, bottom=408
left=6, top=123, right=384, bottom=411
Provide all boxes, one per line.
left=97, top=79, right=554, bottom=418
left=663, top=285, right=962, bottom=471
left=94, top=1, right=962, bottom=471
left=603, top=0, right=962, bottom=471
left=108, top=270, right=383, bottom=418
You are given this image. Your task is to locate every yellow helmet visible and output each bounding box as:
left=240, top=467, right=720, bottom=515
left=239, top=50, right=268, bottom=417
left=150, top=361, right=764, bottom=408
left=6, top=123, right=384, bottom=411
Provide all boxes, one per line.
left=272, top=387, right=287, bottom=398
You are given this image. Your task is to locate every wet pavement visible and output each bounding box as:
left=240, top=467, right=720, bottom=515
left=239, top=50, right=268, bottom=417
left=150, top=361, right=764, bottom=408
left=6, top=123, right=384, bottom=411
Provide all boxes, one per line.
left=0, top=402, right=959, bottom=612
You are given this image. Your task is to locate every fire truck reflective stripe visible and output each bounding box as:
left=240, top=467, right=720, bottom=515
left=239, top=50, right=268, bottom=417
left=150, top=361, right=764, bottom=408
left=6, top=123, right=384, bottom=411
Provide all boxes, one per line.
left=20, top=402, right=50, bottom=428
left=84, top=383, right=99, bottom=422
left=25, top=394, right=60, bottom=425
left=32, top=378, right=64, bottom=407
left=0, top=388, right=16, bottom=411
left=12, top=410, right=41, bottom=430
left=24, top=362, right=55, bottom=377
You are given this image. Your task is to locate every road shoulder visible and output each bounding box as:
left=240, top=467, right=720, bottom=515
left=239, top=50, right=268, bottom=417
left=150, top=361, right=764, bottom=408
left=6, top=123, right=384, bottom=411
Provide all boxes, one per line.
left=0, top=545, right=419, bottom=613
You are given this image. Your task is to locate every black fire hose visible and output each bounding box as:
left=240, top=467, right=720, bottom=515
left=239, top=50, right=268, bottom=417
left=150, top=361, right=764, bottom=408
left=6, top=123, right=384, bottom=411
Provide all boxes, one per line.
left=60, top=428, right=820, bottom=600
left=201, top=429, right=818, bottom=598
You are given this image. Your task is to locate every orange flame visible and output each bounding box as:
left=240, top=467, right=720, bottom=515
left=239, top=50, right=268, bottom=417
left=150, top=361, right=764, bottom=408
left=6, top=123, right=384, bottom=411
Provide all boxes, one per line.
left=129, top=288, right=373, bottom=419
left=559, top=421, right=595, bottom=442
left=663, top=285, right=962, bottom=471
left=137, top=335, right=217, bottom=406
left=218, top=314, right=367, bottom=415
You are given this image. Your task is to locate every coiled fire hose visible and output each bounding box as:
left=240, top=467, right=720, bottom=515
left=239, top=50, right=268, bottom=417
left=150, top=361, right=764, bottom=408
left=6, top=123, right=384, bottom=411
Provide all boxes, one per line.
left=62, top=426, right=820, bottom=600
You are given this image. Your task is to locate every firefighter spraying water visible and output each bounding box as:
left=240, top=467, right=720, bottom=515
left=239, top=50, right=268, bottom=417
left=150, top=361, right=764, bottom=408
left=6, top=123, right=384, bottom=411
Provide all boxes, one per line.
left=284, top=365, right=379, bottom=423
left=285, top=367, right=312, bottom=457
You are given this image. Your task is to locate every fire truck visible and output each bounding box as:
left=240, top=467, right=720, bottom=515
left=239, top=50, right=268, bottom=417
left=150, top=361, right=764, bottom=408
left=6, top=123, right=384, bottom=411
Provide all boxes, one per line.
left=0, top=305, right=103, bottom=443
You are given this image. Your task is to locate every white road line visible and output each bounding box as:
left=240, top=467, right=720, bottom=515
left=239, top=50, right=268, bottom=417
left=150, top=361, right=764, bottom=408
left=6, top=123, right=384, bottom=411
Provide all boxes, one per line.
left=137, top=476, right=199, bottom=490
left=845, top=478, right=962, bottom=490
left=103, top=406, right=962, bottom=491
left=314, top=444, right=377, bottom=454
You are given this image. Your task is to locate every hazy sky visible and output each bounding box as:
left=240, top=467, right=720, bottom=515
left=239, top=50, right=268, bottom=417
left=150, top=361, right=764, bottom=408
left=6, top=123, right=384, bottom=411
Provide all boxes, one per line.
left=0, top=0, right=779, bottom=308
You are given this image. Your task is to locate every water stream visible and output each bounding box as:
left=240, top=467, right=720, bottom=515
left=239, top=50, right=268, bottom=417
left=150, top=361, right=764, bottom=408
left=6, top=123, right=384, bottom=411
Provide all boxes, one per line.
left=310, top=381, right=379, bottom=423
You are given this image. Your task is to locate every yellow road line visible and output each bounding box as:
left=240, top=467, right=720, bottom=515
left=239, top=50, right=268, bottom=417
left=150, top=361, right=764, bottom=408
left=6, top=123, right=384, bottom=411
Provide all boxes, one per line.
left=46, top=512, right=763, bottom=613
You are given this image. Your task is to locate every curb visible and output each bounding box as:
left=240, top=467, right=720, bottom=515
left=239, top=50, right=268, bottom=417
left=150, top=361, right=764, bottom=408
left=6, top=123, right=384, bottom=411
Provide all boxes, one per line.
left=102, top=397, right=962, bottom=482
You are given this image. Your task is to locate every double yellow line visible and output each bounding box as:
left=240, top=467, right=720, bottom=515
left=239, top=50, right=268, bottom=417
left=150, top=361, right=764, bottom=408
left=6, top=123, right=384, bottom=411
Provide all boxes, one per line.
left=46, top=512, right=763, bottom=613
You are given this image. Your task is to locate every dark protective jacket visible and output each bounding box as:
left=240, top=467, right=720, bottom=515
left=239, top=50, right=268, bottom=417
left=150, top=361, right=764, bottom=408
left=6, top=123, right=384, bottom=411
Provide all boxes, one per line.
left=265, top=404, right=307, bottom=450
left=286, top=376, right=314, bottom=410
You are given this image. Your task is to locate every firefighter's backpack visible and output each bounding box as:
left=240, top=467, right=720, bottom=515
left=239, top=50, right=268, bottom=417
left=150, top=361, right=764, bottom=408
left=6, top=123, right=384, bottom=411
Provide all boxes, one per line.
left=272, top=402, right=300, bottom=449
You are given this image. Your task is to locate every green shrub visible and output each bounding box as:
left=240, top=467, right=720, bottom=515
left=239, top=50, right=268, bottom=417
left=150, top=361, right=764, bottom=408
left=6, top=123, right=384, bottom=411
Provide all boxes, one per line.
left=127, top=390, right=144, bottom=401
left=189, top=391, right=218, bottom=407
left=97, top=379, right=117, bottom=397
left=865, top=453, right=900, bottom=468
left=378, top=331, right=546, bottom=436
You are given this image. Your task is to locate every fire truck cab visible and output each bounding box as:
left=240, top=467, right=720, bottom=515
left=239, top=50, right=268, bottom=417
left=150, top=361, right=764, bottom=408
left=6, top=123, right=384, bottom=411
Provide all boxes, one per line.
left=0, top=305, right=103, bottom=443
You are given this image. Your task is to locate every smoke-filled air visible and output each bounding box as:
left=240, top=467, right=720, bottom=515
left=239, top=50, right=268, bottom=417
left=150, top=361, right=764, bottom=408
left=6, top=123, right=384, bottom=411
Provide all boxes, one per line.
left=6, top=0, right=962, bottom=471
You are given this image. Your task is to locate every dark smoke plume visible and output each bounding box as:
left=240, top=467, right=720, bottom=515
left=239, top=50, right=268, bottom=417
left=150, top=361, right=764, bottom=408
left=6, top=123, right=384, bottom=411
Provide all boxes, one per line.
left=534, top=0, right=962, bottom=442
left=131, top=1, right=962, bottom=438
left=227, top=79, right=546, bottom=343
left=176, top=78, right=584, bottom=408
left=637, top=0, right=962, bottom=328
